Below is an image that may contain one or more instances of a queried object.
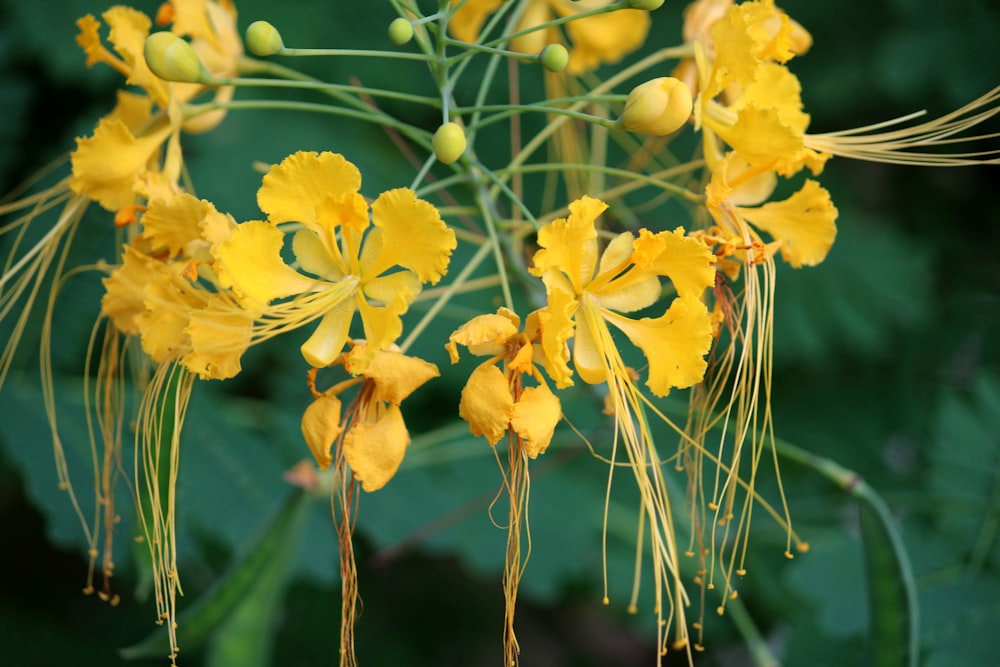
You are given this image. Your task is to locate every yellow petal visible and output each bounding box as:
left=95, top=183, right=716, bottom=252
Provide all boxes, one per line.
left=214, top=220, right=319, bottom=306
left=141, top=192, right=216, bottom=257
left=104, top=6, right=169, bottom=105
left=137, top=272, right=199, bottom=364
left=69, top=116, right=172, bottom=211
left=714, top=104, right=804, bottom=172
left=740, top=179, right=838, bottom=267
left=301, top=393, right=343, bottom=470
left=300, top=299, right=355, bottom=368
left=445, top=308, right=520, bottom=363
left=347, top=346, right=440, bottom=405
left=635, top=227, right=717, bottom=299
left=573, top=303, right=610, bottom=386
left=604, top=297, right=713, bottom=396
left=562, top=7, right=650, bottom=75
left=734, top=62, right=809, bottom=136
left=343, top=404, right=410, bottom=491
left=101, top=246, right=162, bottom=334
left=182, top=300, right=252, bottom=380
left=257, top=151, right=361, bottom=228
left=362, top=270, right=422, bottom=308
left=511, top=384, right=561, bottom=458
left=356, top=289, right=408, bottom=355
left=530, top=196, right=605, bottom=292
left=365, top=188, right=456, bottom=284
left=459, top=363, right=515, bottom=445
left=538, top=286, right=578, bottom=389
left=448, top=0, right=504, bottom=42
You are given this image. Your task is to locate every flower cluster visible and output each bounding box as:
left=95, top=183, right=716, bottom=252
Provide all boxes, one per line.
left=2, top=1, right=998, bottom=666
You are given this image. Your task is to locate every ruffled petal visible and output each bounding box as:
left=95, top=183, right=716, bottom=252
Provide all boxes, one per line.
left=141, top=192, right=216, bottom=258
left=604, top=297, right=713, bottom=396
left=445, top=308, right=520, bottom=363
left=343, top=404, right=410, bottom=491
left=537, top=286, right=577, bottom=389
left=530, top=196, right=604, bottom=293
left=740, top=179, right=838, bottom=267
left=104, top=6, right=170, bottom=104
left=257, top=151, right=362, bottom=228
left=101, top=246, right=162, bottom=334
left=365, top=188, right=456, bottom=284
left=346, top=345, right=439, bottom=405
left=214, top=220, right=319, bottom=306
left=182, top=300, right=252, bottom=380
left=137, top=273, right=199, bottom=364
left=511, top=383, right=561, bottom=458
left=301, top=393, right=343, bottom=470
left=459, top=363, right=515, bottom=446
left=635, top=227, right=717, bottom=299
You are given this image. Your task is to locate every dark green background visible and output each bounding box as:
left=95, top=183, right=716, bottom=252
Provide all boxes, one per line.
left=2, top=1, right=999, bottom=665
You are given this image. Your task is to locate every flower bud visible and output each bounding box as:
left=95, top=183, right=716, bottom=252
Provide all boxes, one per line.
left=432, top=122, right=467, bottom=164
left=625, top=0, right=665, bottom=9
left=388, top=18, right=414, bottom=46
left=538, top=44, right=569, bottom=73
left=618, top=77, right=692, bottom=136
left=245, top=20, right=284, bottom=56
left=144, top=32, right=209, bottom=83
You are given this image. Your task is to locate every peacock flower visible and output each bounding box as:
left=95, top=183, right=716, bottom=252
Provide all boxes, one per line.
left=301, top=342, right=439, bottom=491
left=529, top=196, right=716, bottom=396
left=448, top=0, right=651, bottom=75
left=446, top=307, right=562, bottom=457
left=213, top=151, right=456, bottom=370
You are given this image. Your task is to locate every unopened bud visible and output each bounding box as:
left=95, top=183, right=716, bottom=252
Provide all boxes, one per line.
left=618, top=77, right=692, bottom=136
left=432, top=122, right=467, bottom=164
left=144, top=32, right=208, bottom=83
left=538, top=44, right=569, bottom=73
left=245, top=20, right=284, bottom=57
left=625, top=0, right=666, bottom=9
left=388, top=18, right=414, bottom=46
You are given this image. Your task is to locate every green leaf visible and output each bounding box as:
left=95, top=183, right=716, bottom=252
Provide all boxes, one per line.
left=120, top=487, right=314, bottom=661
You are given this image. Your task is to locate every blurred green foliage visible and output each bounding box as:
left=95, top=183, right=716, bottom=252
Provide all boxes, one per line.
left=1, top=1, right=999, bottom=666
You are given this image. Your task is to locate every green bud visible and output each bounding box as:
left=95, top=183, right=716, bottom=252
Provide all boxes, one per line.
left=245, top=20, right=284, bottom=57
left=432, top=122, right=467, bottom=165
left=388, top=18, right=414, bottom=46
left=538, top=44, right=569, bottom=73
left=144, top=32, right=208, bottom=84
left=624, top=0, right=665, bottom=9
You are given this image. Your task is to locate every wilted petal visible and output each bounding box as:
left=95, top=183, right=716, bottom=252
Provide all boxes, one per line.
left=445, top=308, right=520, bottom=363
left=301, top=393, right=343, bottom=470
left=183, top=301, right=252, bottom=380
left=343, top=404, right=410, bottom=492
left=604, top=297, right=713, bottom=396
left=346, top=345, right=439, bottom=405
left=511, top=384, right=561, bottom=458
left=459, top=363, right=515, bottom=445
left=137, top=274, right=198, bottom=364
left=142, top=192, right=216, bottom=258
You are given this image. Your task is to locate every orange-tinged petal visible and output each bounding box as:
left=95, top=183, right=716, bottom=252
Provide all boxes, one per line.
left=459, top=363, right=515, bottom=446
left=365, top=188, right=456, bottom=284
left=445, top=308, right=520, bottom=363
left=69, top=117, right=172, bottom=211
left=257, top=151, right=361, bottom=228
left=300, top=298, right=355, bottom=368
left=346, top=345, right=439, bottom=405
left=740, top=179, right=838, bottom=267
left=343, top=404, right=410, bottom=491
left=635, top=228, right=717, bottom=299
left=183, top=301, right=251, bottom=380
left=530, top=196, right=605, bottom=292
left=301, top=393, right=343, bottom=470
left=604, top=297, right=713, bottom=396
left=214, top=220, right=319, bottom=306
left=511, top=384, right=561, bottom=458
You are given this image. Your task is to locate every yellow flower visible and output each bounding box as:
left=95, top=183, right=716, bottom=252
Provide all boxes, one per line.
left=301, top=342, right=439, bottom=490
left=530, top=196, right=716, bottom=396
left=447, top=307, right=562, bottom=457
left=449, top=0, right=651, bottom=74
left=213, top=151, right=457, bottom=369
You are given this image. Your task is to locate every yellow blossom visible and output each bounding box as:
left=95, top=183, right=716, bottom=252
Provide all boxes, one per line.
left=214, top=151, right=456, bottom=369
